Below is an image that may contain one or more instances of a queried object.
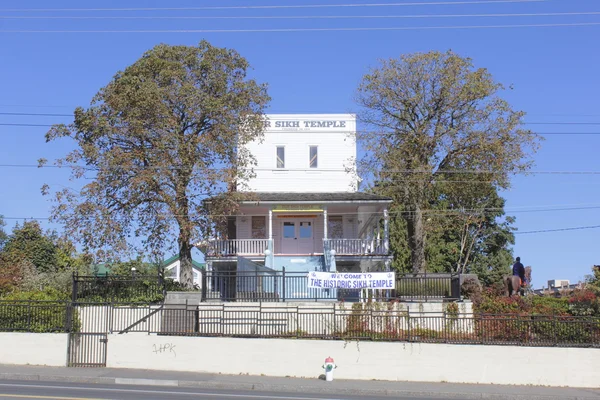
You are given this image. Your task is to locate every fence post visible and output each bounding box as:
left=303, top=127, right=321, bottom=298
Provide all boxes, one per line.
left=72, top=272, right=78, bottom=303
left=201, top=269, right=207, bottom=302
left=282, top=267, right=286, bottom=302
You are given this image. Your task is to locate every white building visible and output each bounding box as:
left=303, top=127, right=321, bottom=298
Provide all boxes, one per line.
left=202, top=114, right=393, bottom=301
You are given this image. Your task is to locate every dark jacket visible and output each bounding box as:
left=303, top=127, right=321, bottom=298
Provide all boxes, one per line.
left=512, top=262, right=525, bottom=281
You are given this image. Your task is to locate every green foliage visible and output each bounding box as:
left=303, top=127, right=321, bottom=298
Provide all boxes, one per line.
left=585, top=266, right=600, bottom=295
left=0, top=221, right=87, bottom=296
left=76, top=276, right=166, bottom=303
left=44, top=40, right=271, bottom=289
left=358, top=50, right=542, bottom=274
left=0, top=288, right=79, bottom=333
left=99, top=259, right=160, bottom=276
left=395, top=278, right=452, bottom=298
left=1, top=287, right=69, bottom=301
left=0, top=216, right=7, bottom=251
left=568, top=290, right=599, bottom=317
left=2, top=221, right=59, bottom=272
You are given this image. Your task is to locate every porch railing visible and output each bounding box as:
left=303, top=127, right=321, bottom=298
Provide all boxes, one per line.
left=207, top=239, right=271, bottom=256
left=324, top=239, right=387, bottom=255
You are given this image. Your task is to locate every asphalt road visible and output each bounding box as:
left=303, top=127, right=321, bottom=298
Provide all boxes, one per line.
left=0, top=380, right=447, bottom=400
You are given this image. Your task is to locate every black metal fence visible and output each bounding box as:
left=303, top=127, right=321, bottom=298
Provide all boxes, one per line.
left=394, top=273, right=461, bottom=302
left=0, top=300, right=73, bottom=333
left=202, top=270, right=460, bottom=302
left=72, top=273, right=166, bottom=303
left=70, top=271, right=460, bottom=303
left=1, top=301, right=599, bottom=348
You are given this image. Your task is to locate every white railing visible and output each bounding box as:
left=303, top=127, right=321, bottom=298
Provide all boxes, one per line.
left=324, top=239, right=388, bottom=255
left=207, top=239, right=271, bottom=256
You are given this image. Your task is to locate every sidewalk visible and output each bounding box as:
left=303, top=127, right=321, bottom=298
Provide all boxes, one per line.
left=0, top=364, right=599, bottom=400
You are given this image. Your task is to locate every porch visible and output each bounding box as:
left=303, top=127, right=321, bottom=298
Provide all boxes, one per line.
left=204, top=192, right=393, bottom=258
left=205, top=238, right=388, bottom=257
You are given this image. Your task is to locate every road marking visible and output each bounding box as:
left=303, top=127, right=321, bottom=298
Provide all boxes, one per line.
left=0, top=383, right=352, bottom=400
left=0, top=394, right=104, bottom=400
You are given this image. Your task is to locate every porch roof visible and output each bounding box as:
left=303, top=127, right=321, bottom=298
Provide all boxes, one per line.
left=239, top=192, right=392, bottom=204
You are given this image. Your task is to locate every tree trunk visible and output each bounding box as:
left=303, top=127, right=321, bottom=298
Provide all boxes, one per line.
left=178, top=232, right=194, bottom=290
left=405, top=205, right=426, bottom=274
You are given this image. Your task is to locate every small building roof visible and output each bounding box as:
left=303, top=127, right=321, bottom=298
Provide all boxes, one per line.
left=239, top=192, right=392, bottom=204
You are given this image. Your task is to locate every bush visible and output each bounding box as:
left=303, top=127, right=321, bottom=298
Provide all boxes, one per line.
left=0, top=288, right=80, bottom=333
left=461, top=277, right=483, bottom=305
left=568, top=289, right=599, bottom=317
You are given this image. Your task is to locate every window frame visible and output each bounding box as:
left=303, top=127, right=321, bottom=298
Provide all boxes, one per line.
left=309, top=145, right=318, bottom=168
left=276, top=146, right=285, bottom=169
left=251, top=216, right=267, bottom=239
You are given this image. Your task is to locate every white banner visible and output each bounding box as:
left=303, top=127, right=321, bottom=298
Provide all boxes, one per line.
left=307, top=271, right=395, bottom=290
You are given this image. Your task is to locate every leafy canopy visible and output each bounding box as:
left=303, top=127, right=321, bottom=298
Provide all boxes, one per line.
left=356, top=50, right=542, bottom=273
left=43, top=41, right=270, bottom=287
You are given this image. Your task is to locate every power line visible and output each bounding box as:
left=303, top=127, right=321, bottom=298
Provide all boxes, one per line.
left=0, top=112, right=72, bottom=117
left=1, top=125, right=598, bottom=136
left=514, top=224, right=600, bottom=234
left=3, top=206, right=600, bottom=221
left=525, top=122, right=600, bottom=126
left=0, top=1, right=546, bottom=12
left=4, top=11, right=598, bottom=20
left=4, top=164, right=600, bottom=175
left=4, top=22, right=600, bottom=34
left=3, top=112, right=600, bottom=126
left=3, top=112, right=600, bottom=127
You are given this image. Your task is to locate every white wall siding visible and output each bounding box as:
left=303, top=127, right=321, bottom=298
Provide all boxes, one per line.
left=242, top=114, right=358, bottom=193
left=236, top=216, right=251, bottom=240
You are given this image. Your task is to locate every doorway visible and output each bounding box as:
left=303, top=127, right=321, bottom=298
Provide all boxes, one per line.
left=280, top=219, right=314, bottom=254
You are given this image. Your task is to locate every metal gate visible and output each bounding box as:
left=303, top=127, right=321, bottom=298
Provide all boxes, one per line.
left=67, top=333, right=107, bottom=367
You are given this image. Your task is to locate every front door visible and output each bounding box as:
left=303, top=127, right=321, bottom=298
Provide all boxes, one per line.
left=280, top=220, right=314, bottom=254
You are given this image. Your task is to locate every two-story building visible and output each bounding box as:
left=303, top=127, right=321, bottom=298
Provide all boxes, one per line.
left=202, top=114, right=393, bottom=301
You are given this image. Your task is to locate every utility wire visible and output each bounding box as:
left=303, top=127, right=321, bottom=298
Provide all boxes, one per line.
left=4, top=164, right=600, bottom=175
left=2, top=112, right=600, bottom=126
left=0, top=1, right=547, bottom=12
left=2, top=206, right=600, bottom=219
left=2, top=122, right=600, bottom=135
left=3, top=22, right=600, bottom=33
left=3, top=11, right=597, bottom=20
left=0, top=112, right=72, bottom=117
left=514, top=225, right=600, bottom=234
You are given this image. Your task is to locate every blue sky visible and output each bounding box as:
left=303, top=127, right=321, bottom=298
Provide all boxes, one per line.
left=0, top=0, right=599, bottom=287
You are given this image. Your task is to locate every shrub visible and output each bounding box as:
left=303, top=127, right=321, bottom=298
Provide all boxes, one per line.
left=530, top=296, right=569, bottom=316
left=461, top=277, right=483, bottom=305
left=568, top=289, right=599, bottom=317
left=0, top=288, right=80, bottom=333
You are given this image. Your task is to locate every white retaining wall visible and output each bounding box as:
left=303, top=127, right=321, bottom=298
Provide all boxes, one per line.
left=0, top=333, right=67, bottom=366
left=107, top=334, right=600, bottom=388
left=75, top=302, right=474, bottom=336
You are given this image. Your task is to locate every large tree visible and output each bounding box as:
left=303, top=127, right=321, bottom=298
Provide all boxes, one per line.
left=43, top=41, right=270, bottom=288
left=356, top=50, right=541, bottom=273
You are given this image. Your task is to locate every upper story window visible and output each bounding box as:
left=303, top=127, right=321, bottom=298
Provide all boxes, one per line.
left=276, top=146, right=285, bottom=168
left=328, top=216, right=344, bottom=239
left=251, top=216, right=266, bottom=239
left=309, top=146, right=318, bottom=168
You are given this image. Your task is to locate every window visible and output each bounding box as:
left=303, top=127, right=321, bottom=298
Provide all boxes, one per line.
left=251, top=216, right=266, bottom=239
left=283, top=222, right=295, bottom=238
left=328, top=216, right=344, bottom=239
left=299, top=221, right=312, bottom=238
left=309, top=146, right=318, bottom=168
left=276, top=146, right=285, bottom=168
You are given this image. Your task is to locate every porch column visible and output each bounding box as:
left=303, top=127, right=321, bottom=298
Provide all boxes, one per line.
left=323, top=206, right=328, bottom=240
left=383, top=208, right=389, bottom=253
left=268, top=207, right=273, bottom=241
